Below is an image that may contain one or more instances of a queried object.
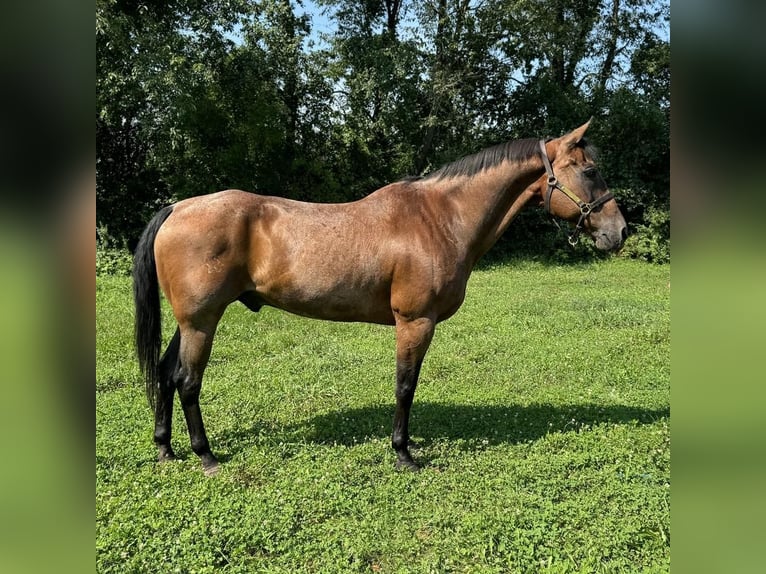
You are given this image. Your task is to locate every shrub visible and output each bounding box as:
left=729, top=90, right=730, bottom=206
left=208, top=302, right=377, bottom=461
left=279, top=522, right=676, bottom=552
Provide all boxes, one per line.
left=96, top=226, right=133, bottom=276
left=621, top=207, right=670, bottom=264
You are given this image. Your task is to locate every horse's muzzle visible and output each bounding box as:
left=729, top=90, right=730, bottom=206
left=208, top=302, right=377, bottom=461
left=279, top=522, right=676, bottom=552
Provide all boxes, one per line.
left=594, top=225, right=628, bottom=252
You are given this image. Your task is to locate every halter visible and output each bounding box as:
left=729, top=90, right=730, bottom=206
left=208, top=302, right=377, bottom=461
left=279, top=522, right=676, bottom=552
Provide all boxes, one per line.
left=538, top=140, right=614, bottom=246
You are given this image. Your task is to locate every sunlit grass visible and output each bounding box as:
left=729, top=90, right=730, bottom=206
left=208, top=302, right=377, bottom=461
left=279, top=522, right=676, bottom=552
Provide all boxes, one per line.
left=97, top=258, right=670, bottom=573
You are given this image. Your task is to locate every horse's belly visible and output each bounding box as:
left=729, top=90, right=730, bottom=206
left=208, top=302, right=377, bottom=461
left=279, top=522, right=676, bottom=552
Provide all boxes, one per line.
left=256, top=279, right=396, bottom=325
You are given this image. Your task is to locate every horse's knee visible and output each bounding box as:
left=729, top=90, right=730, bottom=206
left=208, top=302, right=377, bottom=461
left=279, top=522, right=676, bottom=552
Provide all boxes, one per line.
left=395, top=365, right=419, bottom=400
left=395, top=382, right=416, bottom=403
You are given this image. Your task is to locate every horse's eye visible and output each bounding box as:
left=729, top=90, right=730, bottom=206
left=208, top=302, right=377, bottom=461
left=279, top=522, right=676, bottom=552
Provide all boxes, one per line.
left=583, top=168, right=598, bottom=179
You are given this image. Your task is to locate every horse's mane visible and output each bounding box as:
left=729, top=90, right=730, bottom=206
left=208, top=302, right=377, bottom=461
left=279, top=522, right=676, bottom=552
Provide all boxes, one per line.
left=405, top=136, right=596, bottom=182
left=422, top=137, right=540, bottom=180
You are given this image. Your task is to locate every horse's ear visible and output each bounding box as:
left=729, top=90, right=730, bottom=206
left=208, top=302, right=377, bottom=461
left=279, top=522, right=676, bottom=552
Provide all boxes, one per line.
left=561, top=117, right=593, bottom=149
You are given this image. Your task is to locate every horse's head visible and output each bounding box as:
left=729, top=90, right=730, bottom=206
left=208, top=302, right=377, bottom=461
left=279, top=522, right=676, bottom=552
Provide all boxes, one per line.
left=538, top=120, right=627, bottom=252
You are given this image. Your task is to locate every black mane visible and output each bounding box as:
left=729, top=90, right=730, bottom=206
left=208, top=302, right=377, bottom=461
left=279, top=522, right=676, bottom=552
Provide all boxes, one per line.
left=403, top=136, right=596, bottom=182
left=423, top=137, right=541, bottom=180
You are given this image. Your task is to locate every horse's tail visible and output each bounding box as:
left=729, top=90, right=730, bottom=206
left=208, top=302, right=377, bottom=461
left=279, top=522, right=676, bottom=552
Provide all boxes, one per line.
left=133, top=205, right=174, bottom=411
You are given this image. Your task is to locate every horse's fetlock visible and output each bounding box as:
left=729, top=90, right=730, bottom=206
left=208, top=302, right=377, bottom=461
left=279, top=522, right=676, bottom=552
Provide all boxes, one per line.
left=190, top=437, right=210, bottom=455
left=392, top=432, right=409, bottom=451
left=154, top=428, right=171, bottom=445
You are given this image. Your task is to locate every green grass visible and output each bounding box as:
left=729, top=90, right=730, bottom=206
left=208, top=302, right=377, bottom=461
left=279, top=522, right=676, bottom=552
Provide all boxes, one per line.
left=97, top=258, right=670, bottom=573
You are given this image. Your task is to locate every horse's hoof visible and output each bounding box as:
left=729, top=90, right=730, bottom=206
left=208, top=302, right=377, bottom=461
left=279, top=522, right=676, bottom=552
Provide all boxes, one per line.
left=199, top=452, right=220, bottom=476
left=203, top=462, right=220, bottom=477
left=395, top=459, right=421, bottom=473
left=157, top=450, right=177, bottom=463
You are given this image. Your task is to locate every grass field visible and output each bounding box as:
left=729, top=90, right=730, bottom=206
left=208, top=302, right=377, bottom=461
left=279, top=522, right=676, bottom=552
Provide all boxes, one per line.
left=96, top=258, right=670, bottom=573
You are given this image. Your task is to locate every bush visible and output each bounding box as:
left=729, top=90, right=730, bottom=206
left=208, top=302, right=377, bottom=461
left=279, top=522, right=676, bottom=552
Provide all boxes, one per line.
left=620, top=207, right=670, bottom=264
left=97, top=248, right=133, bottom=277
left=96, top=226, right=133, bottom=276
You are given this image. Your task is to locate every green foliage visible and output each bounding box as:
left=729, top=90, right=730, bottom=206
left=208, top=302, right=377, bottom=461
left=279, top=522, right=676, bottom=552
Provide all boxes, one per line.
left=97, top=0, right=670, bottom=261
left=96, top=248, right=133, bottom=277
left=620, top=206, right=670, bottom=264
left=96, top=226, right=133, bottom=276
left=97, top=259, right=670, bottom=572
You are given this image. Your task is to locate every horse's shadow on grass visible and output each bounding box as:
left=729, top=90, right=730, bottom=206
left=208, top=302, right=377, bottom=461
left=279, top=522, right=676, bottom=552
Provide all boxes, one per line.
left=218, top=402, right=669, bottom=459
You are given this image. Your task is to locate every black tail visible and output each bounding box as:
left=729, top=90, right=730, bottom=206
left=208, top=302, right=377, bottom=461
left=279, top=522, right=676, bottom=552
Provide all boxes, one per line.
left=133, top=206, right=174, bottom=411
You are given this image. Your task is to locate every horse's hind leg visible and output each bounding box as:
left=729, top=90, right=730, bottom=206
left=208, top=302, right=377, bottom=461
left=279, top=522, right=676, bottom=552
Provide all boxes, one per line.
left=155, top=328, right=181, bottom=462
left=175, top=315, right=222, bottom=476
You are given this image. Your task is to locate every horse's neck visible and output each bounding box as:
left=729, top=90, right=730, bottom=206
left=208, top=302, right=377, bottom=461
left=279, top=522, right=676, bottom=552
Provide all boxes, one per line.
left=445, top=159, right=544, bottom=263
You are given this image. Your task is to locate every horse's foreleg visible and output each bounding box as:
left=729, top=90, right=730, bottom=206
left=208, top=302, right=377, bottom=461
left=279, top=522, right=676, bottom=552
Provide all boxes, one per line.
left=155, top=328, right=181, bottom=462
left=392, top=316, right=435, bottom=471
left=176, top=319, right=221, bottom=476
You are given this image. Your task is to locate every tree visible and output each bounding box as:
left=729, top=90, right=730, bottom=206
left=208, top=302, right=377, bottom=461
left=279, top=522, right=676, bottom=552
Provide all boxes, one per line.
left=97, top=0, right=317, bottom=242
left=97, top=0, right=251, bottom=243
left=97, top=0, right=669, bottom=261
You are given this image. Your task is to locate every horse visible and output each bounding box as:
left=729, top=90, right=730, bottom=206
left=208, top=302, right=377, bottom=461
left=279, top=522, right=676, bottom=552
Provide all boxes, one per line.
left=133, top=120, right=627, bottom=475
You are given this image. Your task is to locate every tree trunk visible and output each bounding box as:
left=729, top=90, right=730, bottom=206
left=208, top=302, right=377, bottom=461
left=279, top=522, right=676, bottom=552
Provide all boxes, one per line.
left=384, top=0, right=402, bottom=38
left=598, top=0, right=621, bottom=92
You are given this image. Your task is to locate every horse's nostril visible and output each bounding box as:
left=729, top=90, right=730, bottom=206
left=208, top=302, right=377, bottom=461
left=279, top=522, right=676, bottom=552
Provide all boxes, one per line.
left=621, top=226, right=628, bottom=241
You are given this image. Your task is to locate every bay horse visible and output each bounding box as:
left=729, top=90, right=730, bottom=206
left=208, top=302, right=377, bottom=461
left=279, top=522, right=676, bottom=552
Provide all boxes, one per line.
left=133, top=120, right=627, bottom=475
